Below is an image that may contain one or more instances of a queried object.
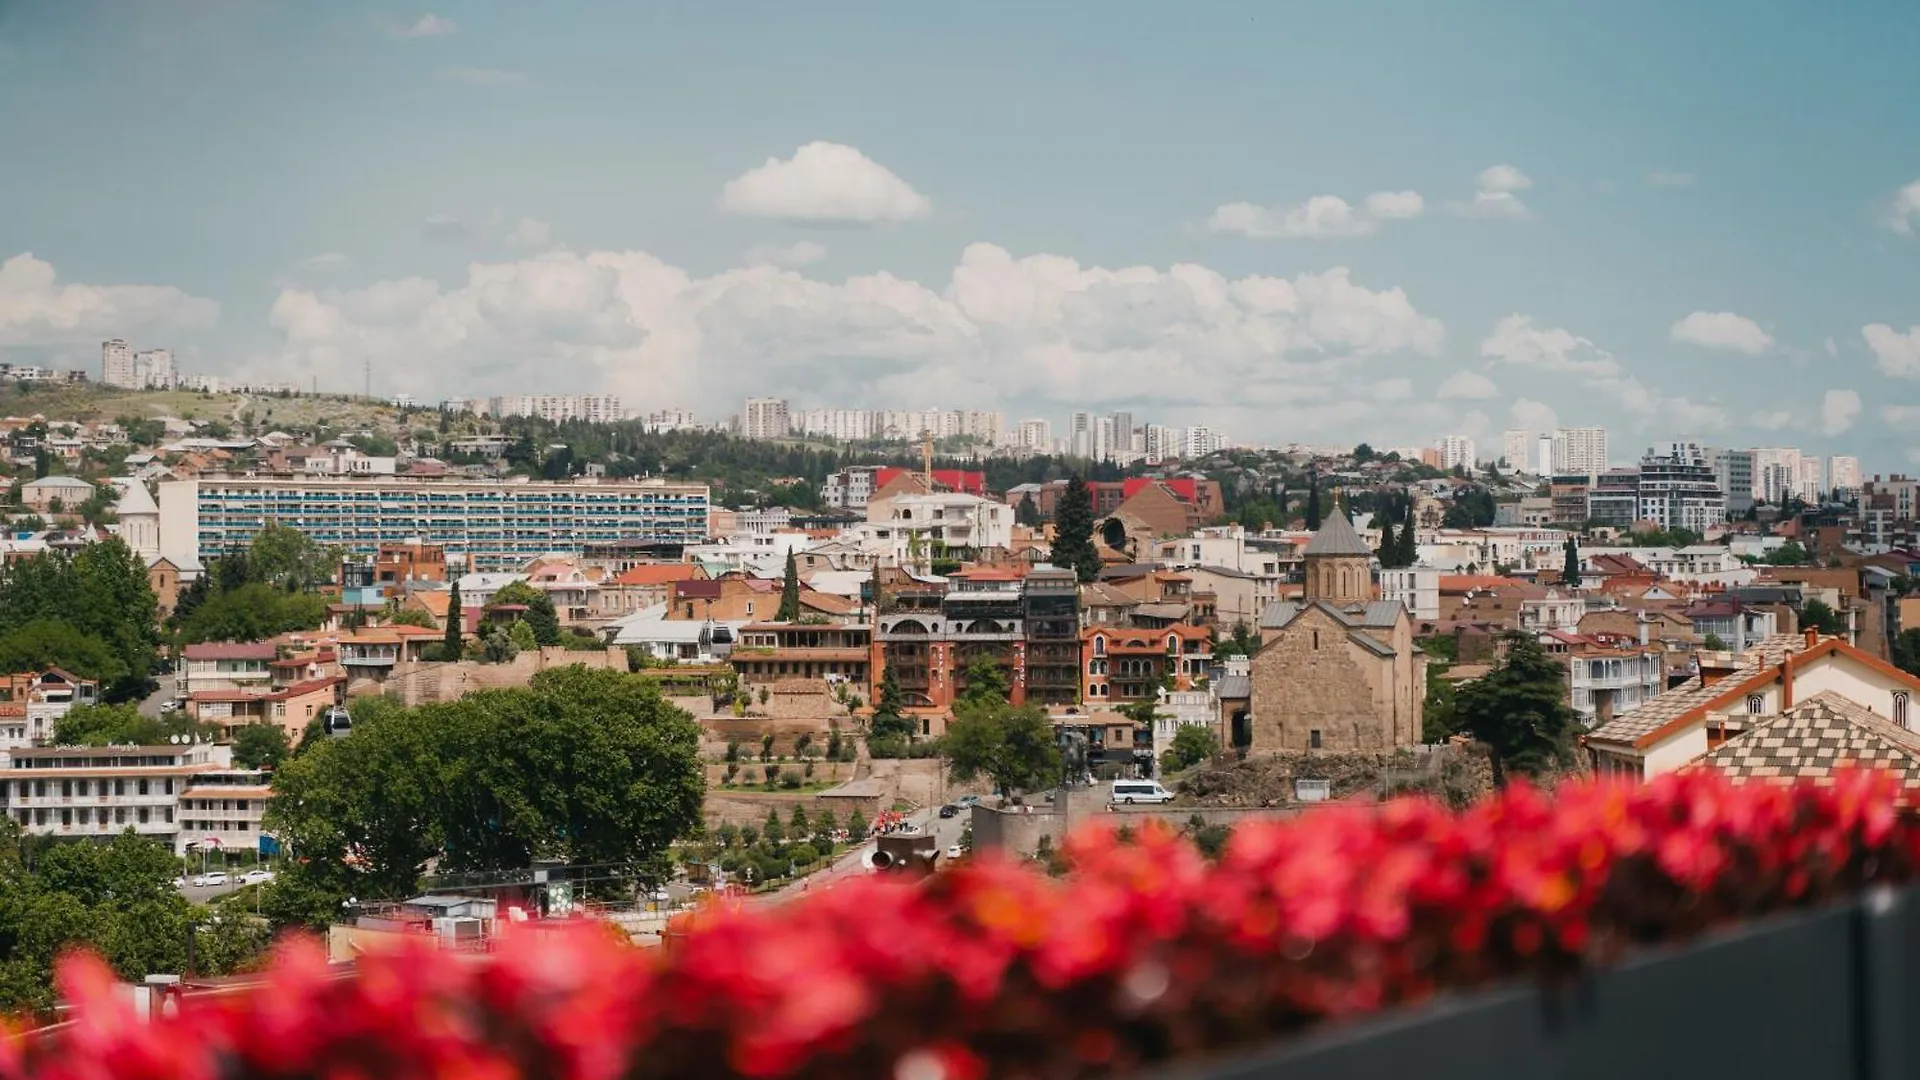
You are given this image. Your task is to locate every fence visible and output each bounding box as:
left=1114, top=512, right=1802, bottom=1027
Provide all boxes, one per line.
left=1153, top=885, right=1920, bottom=1080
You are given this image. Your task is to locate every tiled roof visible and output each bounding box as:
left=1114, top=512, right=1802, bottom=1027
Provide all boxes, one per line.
left=181, top=642, right=278, bottom=661
left=1357, top=600, right=1405, bottom=628
left=1692, top=691, right=1920, bottom=794
left=1301, top=510, right=1372, bottom=557
left=1587, top=634, right=1809, bottom=746
left=612, top=562, right=702, bottom=587
left=1214, top=674, right=1251, bottom=700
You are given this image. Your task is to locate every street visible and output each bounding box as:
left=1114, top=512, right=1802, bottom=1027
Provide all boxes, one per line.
left=768, top=800, right=973, bottom=900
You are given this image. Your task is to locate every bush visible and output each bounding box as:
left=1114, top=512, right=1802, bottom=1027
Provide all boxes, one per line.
left=906, top=740, right=940, bottom=759
left=777, top=769, right=802, bottom=789
left=866, top=734, right=908, bottom=759
left=788, top=842, right=820, bottom=866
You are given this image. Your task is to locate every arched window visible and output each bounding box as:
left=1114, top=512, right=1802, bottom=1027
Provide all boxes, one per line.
left=1746, top=694, right=1765, bottom=715
left=1897, top=693, right=1911, bottom=729
left=1093, top=636, right=1106, bottom=657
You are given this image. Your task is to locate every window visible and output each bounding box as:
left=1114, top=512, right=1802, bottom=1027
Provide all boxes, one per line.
left=1746, top=694, right=1765, bottom=715
left=1093, top=636, right=1106, bottom=657
left=1312, top=630, right=1320, bottom=650
left=138, top=779, right=149, bottom=796
left=1898, top=693, right=1911, bottom=729
left=138, top=808, right=149, bottom=824
left=1309, top=729, right=1323, bottom=749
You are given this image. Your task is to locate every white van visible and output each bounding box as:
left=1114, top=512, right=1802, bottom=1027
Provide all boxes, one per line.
left=1110, top=779, right=1174, bottom=805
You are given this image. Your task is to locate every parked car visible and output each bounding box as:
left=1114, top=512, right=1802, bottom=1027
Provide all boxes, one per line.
left=956, top=795, right=981, bottom=808
left=938, top=804, right=959, bottom=819
left=200, top=871, right=229, bottom=887
left=946, top=844, right=964, bottom=860
left=241, top=869, right=274, bottom=885
left=159, top=700, right=180, bottom=713
left=1110, top=779, right=1175, bottom=805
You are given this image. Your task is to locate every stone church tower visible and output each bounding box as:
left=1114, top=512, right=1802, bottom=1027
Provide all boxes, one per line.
left=1301, top=506, right=1374, bottom=605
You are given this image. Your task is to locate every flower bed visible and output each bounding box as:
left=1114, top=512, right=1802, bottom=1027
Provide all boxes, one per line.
left=8, top=770, right=1918, bottom=1080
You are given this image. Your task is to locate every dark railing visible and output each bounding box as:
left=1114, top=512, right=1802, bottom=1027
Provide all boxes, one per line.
left=1156, top=885, right=1920, bottom=1080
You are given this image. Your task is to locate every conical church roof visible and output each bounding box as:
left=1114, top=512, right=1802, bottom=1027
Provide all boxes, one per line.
left=1302, top=504, right=1372, bottom=556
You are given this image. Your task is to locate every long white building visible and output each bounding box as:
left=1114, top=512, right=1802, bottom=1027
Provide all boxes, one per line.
left=158, top=476, right=710, bottom=572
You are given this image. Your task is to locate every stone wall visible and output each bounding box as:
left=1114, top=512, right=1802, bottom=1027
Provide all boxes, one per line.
left=364, top=648, right=630, bottom=706
left=969, top=799, right=1304, bottom=857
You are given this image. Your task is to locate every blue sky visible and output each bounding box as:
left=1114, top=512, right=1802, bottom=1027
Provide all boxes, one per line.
left=1, top=1, right=1917, bottom=467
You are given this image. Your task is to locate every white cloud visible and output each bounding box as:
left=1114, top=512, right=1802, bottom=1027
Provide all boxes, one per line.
left=1450, top=164, right=1532, bottom=219
left=1885, top=405, right=1920, bottom=425
left=1481, top=314, right=1726, bottom=431
left=744, top=241, right=828, bottom=268
left=1821, top=389, right=1861, bottom=437
left=393, top=14, right=456, bottom=37
left=1825, top=336, right=1839, bottom=358
left=421, top=214, right=468, bottom=241
left=1646, top=171, right=1697, bottom=188
left=438, top=67, right=528, bottom=86
left=1509, top=398, right=1559, bottom=435
left=1884, top=181, right=1920, bottom=235
left=1754, top=410, right=1798, bottom=431
left=1866, top=324, right=1920, bottom=378
left=1372, top=377, right=1414, bottom=401
left=1436, top=369, right=1498, bottom=400
left=0, top=253, right=218, bottom=345
left=720, top=142, right=931, bottom=225
left=255, top=245, right=1445, bottom=437
left=505, top=218, right=554, bottom=251
left=1669, top=310, right=1773, bottom=355
left=1208, top=190, right=1424, bottom=240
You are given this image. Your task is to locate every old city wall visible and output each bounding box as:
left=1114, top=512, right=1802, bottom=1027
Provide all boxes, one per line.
left=364, top=648, right=632, bottom=706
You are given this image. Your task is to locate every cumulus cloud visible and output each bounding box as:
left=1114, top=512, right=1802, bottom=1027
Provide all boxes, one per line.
left=720, top=142, right=931, bottom=225
left=0, top=253, right=218, bottom=345
left=1509, top=398, right=1559, bottom=435
left=1885, top=181, right=1920, bottom=235
left=1821, top=389, right=1862, bottom=437
left=393, top=14, right=456, bottom=37
left=1436, top=369, right=1498, bottom=400
left=439, top=67, right=528, bottom=86
left=1669, top=310, right=1773, bottom=355
left=1207, top=191, right=1424, bottom=239
left=1883, top=405, right=1920, bottom=425
left=1450, top=164, right=1532, bottom=219
left=505, top=218, right=554, bottom=251
left=744, top=241, right=828, bottom=268
left=1481, top=314, right=1726, bottom=431
left=1866, top=324, right=1920, bottom=378
left=1646, top=171, right=1697, bottom=188
left=254, top=245, right=1445, bottom=438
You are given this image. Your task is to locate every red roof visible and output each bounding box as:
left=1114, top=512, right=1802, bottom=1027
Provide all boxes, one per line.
left=613, top=563, right=703, bottom=587
left=1122, top=477, right=1200, bottom=502
left=181, top=643, right=278, bottom=661
left=874, top=467, right=986, bottom=496
left=950, top=566, right=1025, bottom=581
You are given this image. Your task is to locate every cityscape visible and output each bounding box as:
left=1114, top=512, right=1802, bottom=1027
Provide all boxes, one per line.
left=3, top=3, right=1920, bottom=1079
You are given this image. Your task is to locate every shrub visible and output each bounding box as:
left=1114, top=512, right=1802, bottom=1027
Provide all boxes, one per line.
left=788, top=842, right=820, bottom=866
left=777, top=769, right=802, bottom=789
left=866, top=734, right=908, bottom=759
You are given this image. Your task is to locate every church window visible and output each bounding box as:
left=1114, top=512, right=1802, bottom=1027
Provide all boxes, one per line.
left=1312, top=630, right=1319, bottom=650
left=1309, top=729, right=1322, bottom=749
left=1898, top=693, right=1911, bottom=729
left=1746, top=694, right=1764, bottom=715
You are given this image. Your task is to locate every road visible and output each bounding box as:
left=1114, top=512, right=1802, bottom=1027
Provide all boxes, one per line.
left=769, top=801, right=972, bottom=900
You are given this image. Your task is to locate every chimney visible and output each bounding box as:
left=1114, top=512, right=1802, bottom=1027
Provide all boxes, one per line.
left=1805, top=627, right=1819, bottom=648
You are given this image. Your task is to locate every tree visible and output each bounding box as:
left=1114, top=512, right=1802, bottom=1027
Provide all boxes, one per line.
left=1454, top=632, right=1577, bottom=785
left=763, top=808, right=785, bottom=846
left=1053, top=475, right=1101, bottom=583
left=1421, top=668, right=1459, bottom=743
left=1395, top=511, right=1418, bottom=566
left=1562, top=536, right=1583, bottom=589
left=247, top=522, right=338, bottom=590
left=1703, top=632, right=1730, bottom=651
left=1015, top=493, right=1041, bottom=527
left=1305, top=473, right=1322, bottom=530
left=51, top=703, right=205, bottom=747
left=232, top=723, right=291, bottom=769
left=1161, top=724, right=1218, bottom=772
left=1376, top=518, right=1399, bottom=568
left=956, top=655, right=1011, bottom=709
left=776, top=549, right=801, bottom=621
left=443, top=575, right=464, bottom=656
left=941, top=702, right=1062, bottom=797
left=508, top=619, right=539, bottom=652
left=265, top=668, right=705, bottom=913
left=175, top=583, right=327, bottom=644
left=846, top=809, right=869, bottom=841
left=1353, top=443, right=1376, bottom=463
left=387, top=606, right=435, bottom=628
left=869, top=665, right=915, bottom=741
left=789, top=803, right=809, bottom=835
left=1800, top=599, right=1846, bottom=637
left=489, top=580, right=560, bottom=645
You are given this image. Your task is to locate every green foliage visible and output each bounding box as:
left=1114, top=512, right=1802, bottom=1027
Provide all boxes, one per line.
left=1626, top=527, right=1704, bottom=548
left=941, top=702, right=1062, bottom=797
left=1454, top=632, right=1577, bottom=783
left=1562, top=536, right=1582, bottom=588
left=1305, top=475, right=1322, bottom=530
left=0, top=538, right=161, bottom=701
left=1375, top=518, right=1399, bottom=567
left=1421, top=666, right=1460, bottom=742
left=509, top=619, right=539, bottom=652
left=845, top=809, right=868, bottom=840
left=1442, top=486, right=1499, bottom=529
left=248, top=521, right=340, bottom=590
left=481, top=627, right=519, bottom=663
left=1052, top=475, right=1101, bottom=583
left=232, top=723, right=292, bottom=769
left=956, top=655, right=1011, bottom=709
left=387, top=607, right=436, bottom=628
left=777, top=550, right=801, bottom=621
left=489, top=580, right=560, bottom=645
left=1894, top=629, right=1920, bottom=678
left=264, top=668, right=705, bottom=916
left=51, top=703, right=208, bottom=747
left=1800, top=599, right=1846, bottom=636
left=175, top=582, right=328, bottom=644
left=1758, top=540, right=1813, bottom=566
left=1703, top=632, right=1730, bottom=651
left=1162, top=724, right=1219, bottom=771
left=443, top=576, right=464, bottom=655
left=1211, top=621, right=1259, bottom=660
left=1015, top=493, right=1041, bottom=527
left=869, top=665, right=916, bottom=741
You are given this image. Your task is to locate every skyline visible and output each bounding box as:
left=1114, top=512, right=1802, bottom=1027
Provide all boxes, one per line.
left=1, top=2, right=1918, bottom=464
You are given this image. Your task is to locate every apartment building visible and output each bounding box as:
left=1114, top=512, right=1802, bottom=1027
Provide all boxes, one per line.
left=730, top=623, right=874, bottom=688
left=177, top=767, right=272, bottom=857
left=741, top=398, right=791, bottom=440
left=1379, top=566, right=1440, bottom=621
left=1710, top=449, right=1757, bottom=515
left=1081, top=625, right=1213, bottom=704
left=485, top=395, right=623, bottom=423
left=819, top=465, right=882, bottom=510
left=101, top=339, right=137, bottom=388
left=156, top=477, right=709, bottom=572
left=1502, top=429, right=1531, bottom=471
left=1636, top=442, right=1725, bottom=533
left=1437, top=436, right=1476, bottom=472
left=178, top=642, right=276, bottom=698
left=875, top=565, right=1081, bottom=717
left=1, top=743, right=215, bottom=850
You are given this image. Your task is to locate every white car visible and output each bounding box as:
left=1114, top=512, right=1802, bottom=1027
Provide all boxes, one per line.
left=171, top=876, right=186, bottom=889
left=242, top=869, right=274, bottom=885
left=1110, top=780, right=1176, bottom=805
left=946, top=844, right=964, bottom=860
left=199, top=871, right=229, bottom=887
left=159, top=700, right=180, bottom=713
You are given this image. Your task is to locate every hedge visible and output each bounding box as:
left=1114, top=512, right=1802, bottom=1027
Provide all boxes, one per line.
left=6, top=769, right=1917, bottom=1080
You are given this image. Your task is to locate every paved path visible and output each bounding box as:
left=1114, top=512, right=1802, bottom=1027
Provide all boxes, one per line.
left=767, top=802, right=974, bottom=900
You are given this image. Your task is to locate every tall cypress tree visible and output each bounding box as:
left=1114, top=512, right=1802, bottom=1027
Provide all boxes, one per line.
left=443, top=574, right=463, bottom=655
left=777, top=549, right=801, bottom=621
left=1376, top=518, right=1398, bottom=567
left=1563, top=536, right=1583, bottom=589
left=1397, top=512, right=1418, bottom=566
left=1054, top=475, right=1101, bottom=583
left=1305, top=474, right=1323, bottom=530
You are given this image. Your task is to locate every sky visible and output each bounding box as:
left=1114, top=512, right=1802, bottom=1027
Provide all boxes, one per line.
left=1, top=1, right=1918, bottom=468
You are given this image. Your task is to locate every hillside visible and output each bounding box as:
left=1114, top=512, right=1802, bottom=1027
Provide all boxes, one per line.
left=0, top=383, right=407, bottom=435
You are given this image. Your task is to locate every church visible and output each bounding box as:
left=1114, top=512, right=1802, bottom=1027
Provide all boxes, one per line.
left=1238, top=509, right=1425, bottom=753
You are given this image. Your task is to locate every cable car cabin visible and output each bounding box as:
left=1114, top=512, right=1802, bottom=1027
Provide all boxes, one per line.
left=322, top=705, right=352, bottom=737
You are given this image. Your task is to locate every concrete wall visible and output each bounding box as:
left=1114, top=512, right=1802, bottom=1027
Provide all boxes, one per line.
left=969, top=796, right=1303, bottom=857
